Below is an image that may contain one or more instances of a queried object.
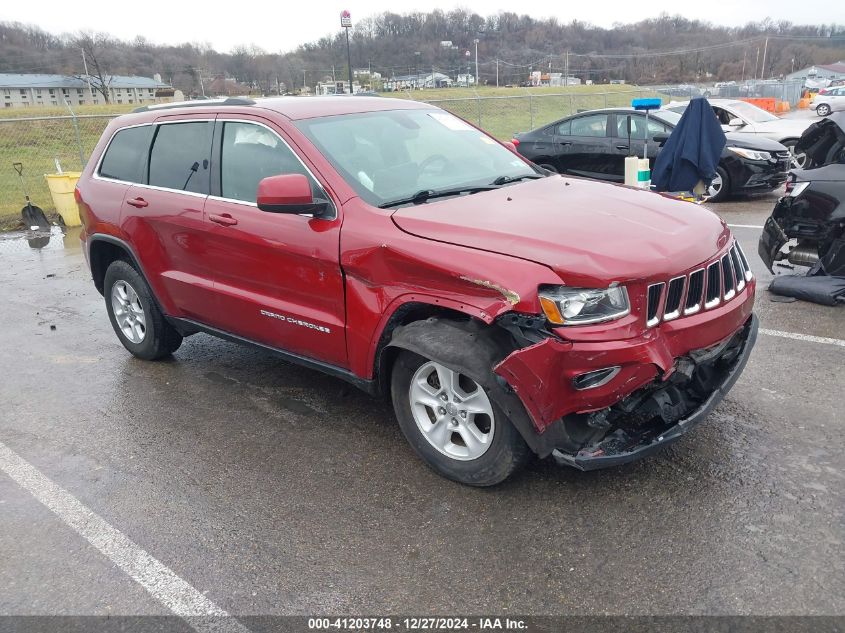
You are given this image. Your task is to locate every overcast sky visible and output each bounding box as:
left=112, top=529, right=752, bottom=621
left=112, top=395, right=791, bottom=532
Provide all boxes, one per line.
left=4, top=0, right=843, bottom=54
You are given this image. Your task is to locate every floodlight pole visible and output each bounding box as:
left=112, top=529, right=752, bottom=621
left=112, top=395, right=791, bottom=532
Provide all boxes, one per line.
left=341, top=10, right=353, bottom=94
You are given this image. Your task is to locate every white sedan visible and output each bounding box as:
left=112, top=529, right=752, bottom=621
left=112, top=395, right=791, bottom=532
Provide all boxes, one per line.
left=811, top=87, right=845, bottom=117
left=666, top=98, right=814, bottom=167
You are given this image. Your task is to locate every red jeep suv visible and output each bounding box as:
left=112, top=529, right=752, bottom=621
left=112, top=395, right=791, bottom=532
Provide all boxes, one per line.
left=76, top=96, right=758, bottom=485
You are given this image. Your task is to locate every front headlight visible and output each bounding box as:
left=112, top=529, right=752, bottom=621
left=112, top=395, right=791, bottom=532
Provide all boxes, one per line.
left=538, top=285, right=630, bottom=326
left=728, top=146, right=772, bottom=161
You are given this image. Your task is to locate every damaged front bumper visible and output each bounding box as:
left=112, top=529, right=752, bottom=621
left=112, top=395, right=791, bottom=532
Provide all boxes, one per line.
left=552, top=314, right=758, bottom=470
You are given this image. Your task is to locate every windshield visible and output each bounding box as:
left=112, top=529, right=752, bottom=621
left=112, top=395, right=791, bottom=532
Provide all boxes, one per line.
left=728, top=101, right=778, bottom=123
left=295, top=109, right=536, bottom=207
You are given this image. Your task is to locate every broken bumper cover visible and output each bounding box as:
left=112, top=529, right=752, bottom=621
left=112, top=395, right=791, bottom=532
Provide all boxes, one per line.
left=552, top=313, right=758, bottom=471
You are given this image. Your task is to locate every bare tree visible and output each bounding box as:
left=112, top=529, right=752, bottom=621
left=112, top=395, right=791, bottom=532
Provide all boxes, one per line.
left=71, top=31, right=114, bottom=103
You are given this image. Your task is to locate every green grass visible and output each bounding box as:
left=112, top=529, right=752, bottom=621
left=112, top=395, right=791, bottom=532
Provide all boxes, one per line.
left=0, top=85, right=682, bottom=222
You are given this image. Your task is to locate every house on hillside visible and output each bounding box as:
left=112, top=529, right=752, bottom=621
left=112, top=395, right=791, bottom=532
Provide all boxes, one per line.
left=0, top=73, right=172, bottom=108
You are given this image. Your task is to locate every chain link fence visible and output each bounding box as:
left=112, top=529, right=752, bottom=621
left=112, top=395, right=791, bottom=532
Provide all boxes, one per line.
left=0, top=81, right=805, bottom=220
left=0, top=114, right=116, bottom=219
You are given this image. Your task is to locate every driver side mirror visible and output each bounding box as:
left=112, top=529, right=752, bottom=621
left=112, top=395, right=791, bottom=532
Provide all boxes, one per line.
left=652, top=133, right=670, bottom=145
left=256, top=174, right=331, bottom=218
left=728, top=117, right=745, bottom=127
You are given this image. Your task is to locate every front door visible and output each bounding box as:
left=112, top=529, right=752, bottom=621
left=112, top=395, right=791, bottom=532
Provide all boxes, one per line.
left=203, top=116, right=348, bottom=368
left=558, top=112, right=615, bottom=180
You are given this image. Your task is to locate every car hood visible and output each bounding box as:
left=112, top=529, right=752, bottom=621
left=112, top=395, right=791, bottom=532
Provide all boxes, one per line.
left=751, top=118, right=812, bottom=138
left=724, top=132, right=786, bottom=151
left=390, top=176, right=730, bottom=284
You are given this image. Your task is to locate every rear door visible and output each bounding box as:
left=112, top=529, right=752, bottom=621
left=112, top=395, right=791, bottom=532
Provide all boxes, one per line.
left=559, top=113, right=615, bottom=180
left=120, top=114, right=215, bottom=320
left=610, top=113, right=672, bottom=180
left=202, top=115, right=347, bottom=367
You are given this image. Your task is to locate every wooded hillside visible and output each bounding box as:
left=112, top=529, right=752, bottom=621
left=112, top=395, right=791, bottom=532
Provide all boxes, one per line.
left=2, top=12, right=843, bottom=95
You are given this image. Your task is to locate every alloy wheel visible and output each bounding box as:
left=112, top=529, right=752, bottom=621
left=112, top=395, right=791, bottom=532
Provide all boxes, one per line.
left=111, top=280, right=147, bottom=344
left=408, top=361, right=495, bottom=461
left=707, top=173, right=723, bottom=198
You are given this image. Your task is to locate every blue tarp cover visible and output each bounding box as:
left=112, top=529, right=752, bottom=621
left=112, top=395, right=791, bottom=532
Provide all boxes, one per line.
left=652, top=97, right=726, bottom=192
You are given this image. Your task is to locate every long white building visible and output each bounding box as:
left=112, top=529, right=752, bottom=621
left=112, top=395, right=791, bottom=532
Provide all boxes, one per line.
left=0, top=73, right=172, bottom=108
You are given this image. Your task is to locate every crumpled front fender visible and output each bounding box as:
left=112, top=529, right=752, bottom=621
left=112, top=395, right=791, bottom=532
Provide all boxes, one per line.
left=493, top=333, right=673, bottom=432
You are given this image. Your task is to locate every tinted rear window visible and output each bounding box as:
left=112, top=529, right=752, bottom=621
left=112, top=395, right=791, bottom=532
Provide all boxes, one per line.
left=98, top=125, right=151, bottom=183
left=148, top=121, right=213, bottom=194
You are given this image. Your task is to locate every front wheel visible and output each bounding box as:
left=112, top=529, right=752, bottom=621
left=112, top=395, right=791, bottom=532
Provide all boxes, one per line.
left=817, top=103, right=832, bottom=117
left=782, top=139, right=807, bottom=169
left=104, top=260, right=183, bottom=360
left=390, top=351, right=530, bottom=486
left=705, top=166, right=730, bottom=203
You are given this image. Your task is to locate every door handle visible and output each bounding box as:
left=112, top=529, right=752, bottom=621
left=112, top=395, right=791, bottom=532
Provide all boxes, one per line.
left=616, top=145, right=629, bottom=150
left=209, top=213, right=238, bottom=227
left=126, top=197, right=148, bottom=208
left=558, top=141, right=572, bottom=146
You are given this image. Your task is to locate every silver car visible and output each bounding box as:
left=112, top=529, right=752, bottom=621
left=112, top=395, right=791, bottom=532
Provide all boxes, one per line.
left=667, top=98, right=814, bottom=167
left=811, top=87, right=845, bottom=117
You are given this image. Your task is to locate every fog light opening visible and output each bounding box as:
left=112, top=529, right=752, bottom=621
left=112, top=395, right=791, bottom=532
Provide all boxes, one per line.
left=572, top=366, right=622, bottom=390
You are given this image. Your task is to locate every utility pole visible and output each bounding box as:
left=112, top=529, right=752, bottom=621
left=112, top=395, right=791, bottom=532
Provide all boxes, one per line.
left=80, top=48, right=94, bottom=103
left=754, top=46, right=760, bottom=82
left=473, top=39, right=479, bottom=86
left=195, top=68, right=205, bottom=97
left=341, top=10, right=353, bottom=94
left=565, top=50, right=569, bottom=86
left=496, top=59, right=499, bottom=87
left=302, top=69, right=307, bottom=93
left=741, top=49, right=747, bottom=82
left=760, top=37, right=769, bottom=80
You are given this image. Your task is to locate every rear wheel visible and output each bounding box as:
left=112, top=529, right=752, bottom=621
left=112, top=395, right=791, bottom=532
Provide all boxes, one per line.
left=538, top=163, right=558, bottom=173
left=705, top=166, right=730, bottom=203
left=391, top=350, right=530, bottom=486
left=817, top=103, right=832, bottom=117
left=104, top=260, right=182, bottom=360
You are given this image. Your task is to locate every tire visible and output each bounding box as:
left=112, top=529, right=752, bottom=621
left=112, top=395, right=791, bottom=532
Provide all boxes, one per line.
left=104, top=260, right=183, bottom=360
left=390, top=350, right=530, bottom=486
left=538, top=163, right=558, bottom=173
left=782, top=139, right=807, bottom=169
left=705, top=166, right=730, bottom=203
left=816, top=103, right=831, bottom=117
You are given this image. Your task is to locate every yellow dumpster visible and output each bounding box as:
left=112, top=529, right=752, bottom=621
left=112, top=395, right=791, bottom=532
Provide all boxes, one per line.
left=45, top=172, right=82, bottom=227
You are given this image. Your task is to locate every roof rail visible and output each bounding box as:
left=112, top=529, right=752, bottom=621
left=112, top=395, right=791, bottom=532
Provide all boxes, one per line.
left=132, top=97, right=256, bottom=113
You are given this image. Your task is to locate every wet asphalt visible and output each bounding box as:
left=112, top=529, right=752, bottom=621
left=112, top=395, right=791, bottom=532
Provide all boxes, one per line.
left=0, top=191, right=842, bottom=618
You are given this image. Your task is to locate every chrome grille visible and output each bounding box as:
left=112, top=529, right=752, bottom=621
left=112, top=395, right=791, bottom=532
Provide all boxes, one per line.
left=663, top=276, right=685, bottom=320
left=646, top=282, right=664, bottom=327
left=705, top=261, right=721, bottom=308
left=645, top=241, right=753, bottom=328
left=722, top=254, right=736, bottom=300
left=729, top=246, right=745, bottom=292
left=684, top=269, right=705, bottom=315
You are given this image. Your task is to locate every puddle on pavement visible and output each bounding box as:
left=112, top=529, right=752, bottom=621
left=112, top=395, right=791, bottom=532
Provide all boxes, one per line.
left=0, top=225, right=82, bottom=257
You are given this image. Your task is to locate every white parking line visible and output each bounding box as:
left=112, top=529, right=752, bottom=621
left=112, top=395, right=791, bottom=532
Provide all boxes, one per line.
left=727, top=223, right=764, bottom=229
left=760, top=328, right=845, bottom=348
left=0, top=441, right=250, bottom=633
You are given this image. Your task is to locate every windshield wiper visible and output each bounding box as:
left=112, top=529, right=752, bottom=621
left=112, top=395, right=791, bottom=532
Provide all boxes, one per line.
left=378, top=185, right=497, bottom=209
left=491, top=174, right=545, bottom=186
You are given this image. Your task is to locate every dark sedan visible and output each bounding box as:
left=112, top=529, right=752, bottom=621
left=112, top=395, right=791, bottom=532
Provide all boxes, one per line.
left=513, top=108, right=791, bottom=201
